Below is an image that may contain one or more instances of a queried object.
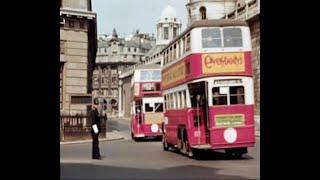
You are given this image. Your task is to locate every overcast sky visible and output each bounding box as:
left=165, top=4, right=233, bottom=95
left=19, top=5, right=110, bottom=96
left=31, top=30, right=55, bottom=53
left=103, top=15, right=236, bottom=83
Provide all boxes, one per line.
left=92, top=0, right=188, bottom=37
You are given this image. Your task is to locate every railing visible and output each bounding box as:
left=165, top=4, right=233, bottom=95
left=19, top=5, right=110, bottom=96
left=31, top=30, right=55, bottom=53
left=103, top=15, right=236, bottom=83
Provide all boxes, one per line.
left=225, top=0, right=260, bottom=21
left=60, top=114, right=107, bottom=142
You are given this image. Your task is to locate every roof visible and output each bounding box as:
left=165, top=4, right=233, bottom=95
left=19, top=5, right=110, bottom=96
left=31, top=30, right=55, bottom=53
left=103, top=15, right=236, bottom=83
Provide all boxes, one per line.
left=135, top=63, right=161, bottom=70
left=146, top=45, right=166, bottom=57
left=160, top=5, right=177, bottom=20
left=98, top=37, right=153, bottom=49
left=161, top=19, right=248, bottom=53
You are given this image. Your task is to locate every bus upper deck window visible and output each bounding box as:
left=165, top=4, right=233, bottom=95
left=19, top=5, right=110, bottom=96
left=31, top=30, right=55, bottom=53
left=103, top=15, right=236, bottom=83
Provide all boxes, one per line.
left=155, top=103, right=164, bottom=112
left=202, top=29, right=221, bottom=48
left=230, top=86, right=245, bottom=105
left=212, top=87, right=227, bottom=105
left=223, top=28, right=242, bottom=47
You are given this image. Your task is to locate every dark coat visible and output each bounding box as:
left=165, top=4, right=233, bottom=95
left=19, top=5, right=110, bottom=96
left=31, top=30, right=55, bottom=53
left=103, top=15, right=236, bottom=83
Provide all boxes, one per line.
left=90, top=108, right=101, bottom=135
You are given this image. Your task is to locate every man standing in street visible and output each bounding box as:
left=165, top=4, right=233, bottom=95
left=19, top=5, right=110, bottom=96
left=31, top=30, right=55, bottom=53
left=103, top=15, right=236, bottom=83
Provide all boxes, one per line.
left=91, top=98, right=101, bottom=160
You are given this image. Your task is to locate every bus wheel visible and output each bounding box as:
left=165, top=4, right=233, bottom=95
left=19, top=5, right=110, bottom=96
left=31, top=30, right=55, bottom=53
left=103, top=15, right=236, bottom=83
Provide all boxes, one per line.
left=234, top=151, right=243, bottom=159
left=131, top=133, right=136, bottom=141
left=163, top=136, right=169, bottom=151
left=226, top=149, right=244, bottom=159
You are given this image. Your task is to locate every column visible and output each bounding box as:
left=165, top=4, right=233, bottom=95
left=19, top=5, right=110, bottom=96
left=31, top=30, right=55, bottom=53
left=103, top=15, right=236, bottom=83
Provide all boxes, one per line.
left=118, top=79, right=123, bottom=117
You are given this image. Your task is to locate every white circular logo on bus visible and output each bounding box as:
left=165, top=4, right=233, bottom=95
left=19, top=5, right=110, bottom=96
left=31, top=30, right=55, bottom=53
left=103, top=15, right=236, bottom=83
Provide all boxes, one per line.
left=151, top=124, right=159, bottom=133
left=224, top=128, right=237, bottom=143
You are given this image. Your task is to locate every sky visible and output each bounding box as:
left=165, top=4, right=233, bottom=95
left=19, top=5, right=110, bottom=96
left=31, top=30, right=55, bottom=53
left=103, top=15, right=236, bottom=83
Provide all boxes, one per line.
left=92, top=0, right=188, bottom=37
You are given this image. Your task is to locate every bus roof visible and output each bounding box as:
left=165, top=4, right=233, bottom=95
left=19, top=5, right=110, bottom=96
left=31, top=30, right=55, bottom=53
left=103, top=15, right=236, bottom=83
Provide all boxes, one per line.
left=160, top=19, right=248, bottom=53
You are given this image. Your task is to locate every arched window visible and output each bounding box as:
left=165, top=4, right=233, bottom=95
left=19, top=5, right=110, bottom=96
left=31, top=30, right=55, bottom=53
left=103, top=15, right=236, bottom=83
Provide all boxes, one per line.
left=200, top=7, right=206, bottom=20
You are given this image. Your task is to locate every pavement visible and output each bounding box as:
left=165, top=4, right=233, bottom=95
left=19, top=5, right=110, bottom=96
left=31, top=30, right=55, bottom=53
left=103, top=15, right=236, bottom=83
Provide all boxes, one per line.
left=60, top=130, right=124, bottom=145
left=61, top=116, right=260, bottom=145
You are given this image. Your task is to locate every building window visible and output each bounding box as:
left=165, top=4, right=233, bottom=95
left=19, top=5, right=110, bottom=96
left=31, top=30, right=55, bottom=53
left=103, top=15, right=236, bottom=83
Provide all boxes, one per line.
left=173, top=44, right=176, bottom=60
left=79, top=21, right=85, bottom=29
left=185, top=34, right=191, bottom=52
left=134, top=48, right=136, bottom=52
left=68, top=20, right=74, bottom=28
left=200, top=6, right=207, bottom=20
left=128, top=47, right=131, bottom=52
left=60, top=64, right=63, bottom=109
left=124, top=55, right=127, bottom=58
left=173, top=27, right=177, bottom=38
left=133, top=55, right=136, bottom=58
left=60, top=40, right=66, bottom=54
left=164, top=27, right=169, bottom=40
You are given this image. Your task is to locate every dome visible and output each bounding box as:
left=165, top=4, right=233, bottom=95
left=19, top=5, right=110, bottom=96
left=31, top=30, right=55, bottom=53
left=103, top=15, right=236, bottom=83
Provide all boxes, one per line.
left=160, top=5, right=177, bottom=20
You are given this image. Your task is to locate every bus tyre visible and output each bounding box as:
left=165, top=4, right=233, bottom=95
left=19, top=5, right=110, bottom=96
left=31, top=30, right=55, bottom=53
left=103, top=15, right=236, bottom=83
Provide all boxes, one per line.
left=131, top=133, right=137, bottom=141
left=163, top=136, right=169, bottom=151
left=226, top=149, right=244, bottom=159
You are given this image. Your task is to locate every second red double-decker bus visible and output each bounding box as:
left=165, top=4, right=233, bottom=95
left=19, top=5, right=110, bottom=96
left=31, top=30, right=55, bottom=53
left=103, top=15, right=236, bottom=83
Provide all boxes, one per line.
left=160, top=19, right=255, bottom=158
left=131, top=64, right=164, bottom=141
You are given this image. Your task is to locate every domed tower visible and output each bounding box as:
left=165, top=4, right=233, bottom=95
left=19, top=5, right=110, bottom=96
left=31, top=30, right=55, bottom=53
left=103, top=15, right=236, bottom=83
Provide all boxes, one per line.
left=156, top=5, right=182, bottom=45
left=186, top=0, right=236, bottom=26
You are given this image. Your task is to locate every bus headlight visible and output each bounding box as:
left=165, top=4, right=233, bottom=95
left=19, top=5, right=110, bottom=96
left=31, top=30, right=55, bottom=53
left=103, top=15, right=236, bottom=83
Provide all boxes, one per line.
left=151, top=124, right=159, bottom=133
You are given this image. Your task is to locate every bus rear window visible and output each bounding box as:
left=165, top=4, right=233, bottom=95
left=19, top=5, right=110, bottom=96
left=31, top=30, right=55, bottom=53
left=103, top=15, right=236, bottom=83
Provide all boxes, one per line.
left=155, top=103, right=163, bottom=112
left=230, top=86, right=245, bottom=105
left=202, top=28, right=221, bottom=48
left=223, top=28, right=242, bottom=47
left=145, top=103, right=154, bottom=112
left=212, top=87, right=228, bottom=105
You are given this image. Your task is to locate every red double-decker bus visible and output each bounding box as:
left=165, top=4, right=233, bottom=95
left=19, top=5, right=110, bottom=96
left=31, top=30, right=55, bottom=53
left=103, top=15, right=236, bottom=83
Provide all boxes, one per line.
left=131, top=64, right=164, bottom=141
left=161, top=19, right=255, bottom=158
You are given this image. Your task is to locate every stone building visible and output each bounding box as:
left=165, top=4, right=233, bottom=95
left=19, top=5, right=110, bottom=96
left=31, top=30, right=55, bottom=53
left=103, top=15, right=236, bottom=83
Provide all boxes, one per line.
left=119, top=5, right=182, bottom=118
left=223, top=0, right=260, bottom=117
left=141, top=5, right=182, bottom=66
left=60, top=0, right=97, bottom=115
left=92, top=29, right=155, bottom=117
left=186, top=0, right=236, bottom=26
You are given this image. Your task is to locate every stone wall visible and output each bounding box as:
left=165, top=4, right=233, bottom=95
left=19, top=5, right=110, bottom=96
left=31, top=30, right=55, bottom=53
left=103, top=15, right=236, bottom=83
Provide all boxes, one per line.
left=249, top=18, right=260, bottom=115
left=121, top=75, right=133, bottom=118
left=60, top=21, right=89, bottom=114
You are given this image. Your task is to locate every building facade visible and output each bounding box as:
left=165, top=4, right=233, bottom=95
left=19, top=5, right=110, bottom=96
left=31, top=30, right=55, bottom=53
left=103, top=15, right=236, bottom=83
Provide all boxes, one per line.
left=92, top=29, right=155, bottom=117
left=60, top=0, right=97, bottom=115
left=186, top=0, right=236, bottom=25
left=141, top=5, right=182, bottom=66
left=224, top=0, right=260, bottom=117
left=119, top=5, right=182, bottom=118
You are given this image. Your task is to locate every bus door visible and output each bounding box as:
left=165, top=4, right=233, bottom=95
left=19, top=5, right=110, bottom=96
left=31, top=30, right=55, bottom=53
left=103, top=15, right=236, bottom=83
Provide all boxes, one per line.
left=188, top=81, right=210, bottom=144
